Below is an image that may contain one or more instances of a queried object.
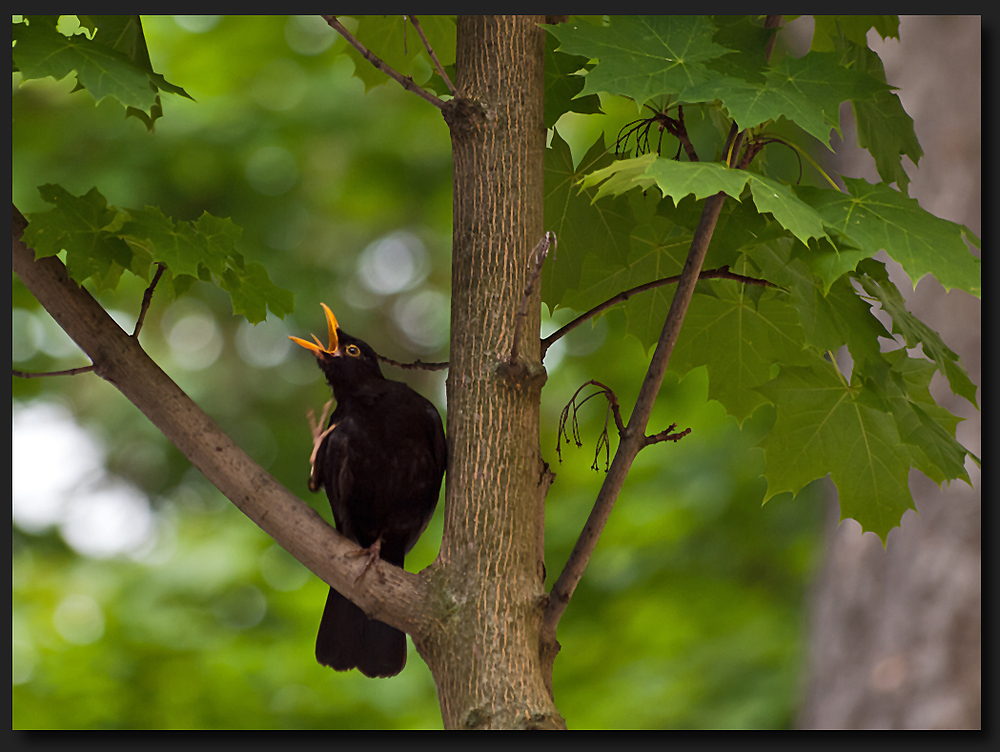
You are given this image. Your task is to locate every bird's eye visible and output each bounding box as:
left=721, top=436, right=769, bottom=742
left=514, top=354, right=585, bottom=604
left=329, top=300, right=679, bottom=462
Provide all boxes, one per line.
left=345, top=344, right=361, bottom=357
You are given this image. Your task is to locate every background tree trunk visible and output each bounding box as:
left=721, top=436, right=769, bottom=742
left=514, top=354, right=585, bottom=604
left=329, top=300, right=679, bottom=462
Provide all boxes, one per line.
left=798, top=15, right=981, bottom=729
left=411, top=15, right=563, bottom=730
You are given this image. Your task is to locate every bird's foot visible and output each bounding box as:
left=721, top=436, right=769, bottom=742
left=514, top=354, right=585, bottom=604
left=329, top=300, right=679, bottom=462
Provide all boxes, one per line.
left=347, top=538, right=387, bottom=584
left=306, top=400, right=336, bottom=491
left=307, top=399, right=334, bottom=442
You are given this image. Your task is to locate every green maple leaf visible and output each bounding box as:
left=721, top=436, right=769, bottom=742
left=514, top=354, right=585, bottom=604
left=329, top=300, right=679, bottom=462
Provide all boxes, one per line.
left=744, top=242, right=890, bottom=382
left=14, top=17, right=155, bottom=110
left=119, top=207, right=204, bottom=279
left=561, top=212, right=691, bottom=337
left=810, top=15, right=899, bottom=51
left=341, top=15, right=456, bottom=94
left=13, top=16, right=191, bottom=129
left=543, top=133, right=634, bottom=308
left=757, top=360, right=916, bottom=543
left=584, top=157, right=829, bottom=247
left=556, top=192, right=782, bottom=342
left=581, top=153, right=659, bottom=200
left=689, top=51, right=888, bottom=148
left=545, top=30, right=601, bottom=128
left=843, top=42, right=921, bottom=194
left=222, top=262, right=294, bottom=325
left=635, top=157, right=751, bottom=202
left=193, top=213, right=243, bottom=277
left=878, top=350, right=974, bottom=486
left=21, top=184, right=132, bottom=284
left=545, top=16, right=733, bottom=108
left=670, top=280, right=811, bottom=424
left=797, top=178, right=981, bottom=297
left=23, top=184, right=293, bottom=324
left=855, top=260, right=978, bottom=406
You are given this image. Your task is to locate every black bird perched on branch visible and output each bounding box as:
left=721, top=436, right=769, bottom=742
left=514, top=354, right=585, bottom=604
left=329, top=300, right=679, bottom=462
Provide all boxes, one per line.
left=290, top=304, right=446, bottom=678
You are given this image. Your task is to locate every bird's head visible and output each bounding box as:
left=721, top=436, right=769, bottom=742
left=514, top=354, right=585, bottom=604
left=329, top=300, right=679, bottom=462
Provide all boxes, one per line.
left=289, top=303, right=383, bottom=392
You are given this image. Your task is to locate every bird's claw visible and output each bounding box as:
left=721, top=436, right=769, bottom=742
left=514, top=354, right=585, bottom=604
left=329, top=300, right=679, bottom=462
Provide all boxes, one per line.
left=348, top=538, right=386, bottom=584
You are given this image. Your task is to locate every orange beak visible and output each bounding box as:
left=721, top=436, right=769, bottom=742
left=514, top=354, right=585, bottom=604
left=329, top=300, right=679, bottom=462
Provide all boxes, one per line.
left=289, top=303, right=339, bottom=356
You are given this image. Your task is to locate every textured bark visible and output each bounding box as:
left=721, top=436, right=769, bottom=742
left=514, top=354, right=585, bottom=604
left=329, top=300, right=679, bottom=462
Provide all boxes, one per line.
left=412, top=16, right=563, bottom=729
left=798, top=16, right=981, bottom=730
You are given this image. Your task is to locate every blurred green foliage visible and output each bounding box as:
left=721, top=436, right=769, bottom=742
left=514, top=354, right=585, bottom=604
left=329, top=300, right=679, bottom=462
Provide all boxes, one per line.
left=13, top=15, right=824, bottom=729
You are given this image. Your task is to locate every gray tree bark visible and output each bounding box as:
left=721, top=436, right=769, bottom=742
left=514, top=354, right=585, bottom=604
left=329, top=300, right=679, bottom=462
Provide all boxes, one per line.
left=798, top=16, right=981, bottom=729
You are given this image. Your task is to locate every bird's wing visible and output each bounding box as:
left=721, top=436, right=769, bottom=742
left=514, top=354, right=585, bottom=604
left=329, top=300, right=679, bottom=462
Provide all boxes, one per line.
left=425, top=401, right=447, bottom=475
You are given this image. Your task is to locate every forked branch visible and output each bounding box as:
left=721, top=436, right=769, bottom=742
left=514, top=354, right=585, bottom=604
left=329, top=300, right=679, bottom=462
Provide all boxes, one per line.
left=541, top=265, right=776, bottom=358
left=542, top=15, right=785, bottom=644
left=13, top=256, right=167, bottom=379
left=323, top=15, right=448, bottom=109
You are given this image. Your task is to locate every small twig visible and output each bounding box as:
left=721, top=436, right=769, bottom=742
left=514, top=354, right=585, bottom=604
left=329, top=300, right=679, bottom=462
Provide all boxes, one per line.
left=644, top=423, right=691, bottom=447
left=132, top=263, right=166, bottom=338
left=409, top=15, right=457, bottom=96
left=556, top=380, right=625, bottom=471
left=13, top=364, right=94, bottom=378
left=541, top=265, right=776, bottom=358
left=672, top=105, right=698, bottom=163
left=13, top=262, right=168, bottom=379
left=376, top=354, right=449, bottom=371
left=323, top=15, right=447, bottom=110
left=510, top=232, right=555, bottom=366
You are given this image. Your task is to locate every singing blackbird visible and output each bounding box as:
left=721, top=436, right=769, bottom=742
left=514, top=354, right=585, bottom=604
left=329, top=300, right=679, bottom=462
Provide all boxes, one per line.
left=290, top=304, right=446, bottom=678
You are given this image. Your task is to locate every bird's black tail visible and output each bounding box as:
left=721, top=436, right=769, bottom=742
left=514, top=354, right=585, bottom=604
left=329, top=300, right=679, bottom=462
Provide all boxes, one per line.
left=315, top=587, right=406, bottom=678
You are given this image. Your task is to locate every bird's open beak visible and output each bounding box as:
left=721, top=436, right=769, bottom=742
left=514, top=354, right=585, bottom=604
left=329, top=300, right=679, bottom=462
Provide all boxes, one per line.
left=289, top=303, right=340, bottom=356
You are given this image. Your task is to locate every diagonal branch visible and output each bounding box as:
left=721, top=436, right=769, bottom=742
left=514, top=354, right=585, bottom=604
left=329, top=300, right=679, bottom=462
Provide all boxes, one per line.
left=323, top=15, right=447, bottom=110
left=376, top=354, right=449, bottom=371
left=377, top=261, right=775, bottom=371
left=540, top=265, right=776, bottom=358
left=541, top=15, right=786, bottom=642
left=543, top=191, right=729, bottom=639
left=12, top=206, right=438, bottom=639
left=409, top=15, right=457, bottom=96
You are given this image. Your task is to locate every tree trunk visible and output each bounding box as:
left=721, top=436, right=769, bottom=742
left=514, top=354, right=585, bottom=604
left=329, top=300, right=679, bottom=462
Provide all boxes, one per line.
left=411, top=15, right=563, bottom=730
left=798, top=16, right=981, bottom=729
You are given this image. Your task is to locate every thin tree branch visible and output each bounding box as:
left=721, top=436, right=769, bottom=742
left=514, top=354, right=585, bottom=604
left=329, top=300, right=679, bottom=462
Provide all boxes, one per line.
left=543, top=192, right=729, bottom=638
left=541, top=265, right=776, bottom=358
left=380, top=257, right=773, bottom=372
left=409, top=15, right=457, bottom=96
left=13, top=364, right=95, bottom=378
left=542, top=15, right=786, bottom=640
left=510, top=232, right=555, bottom=366
left=13, top=257, right=170, bottom=379
left=645, top=423, right=692, bottom=447
left=132, top=262, right=166, bottom=338
left=12, top=205, right=438, bottom=639
left=323, top=15, right=447, bottom=110
left=376, top=354, right=449, bottom=371
left=672, top=105, right=698, bottom=163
